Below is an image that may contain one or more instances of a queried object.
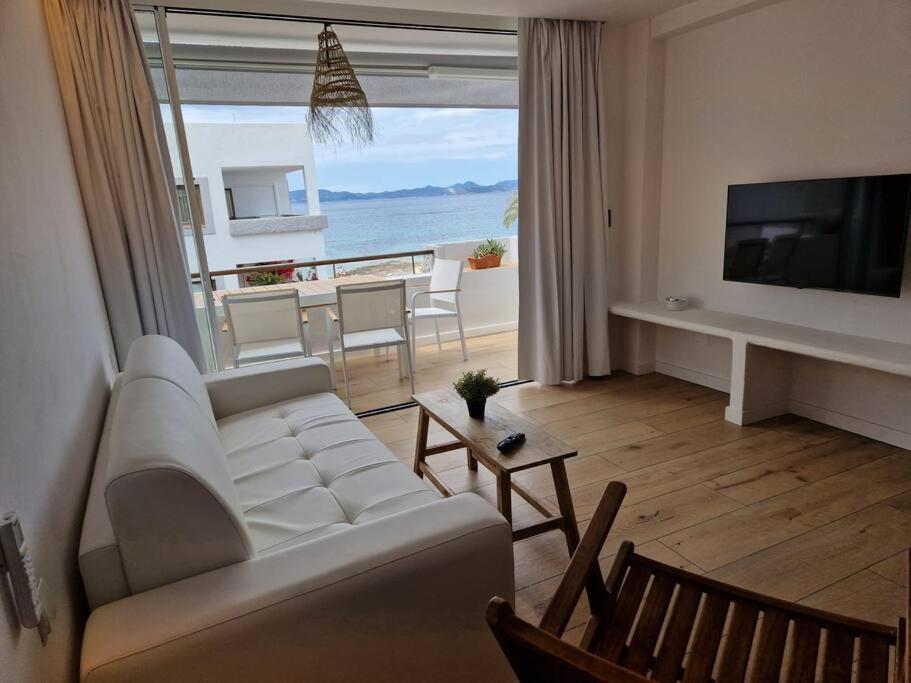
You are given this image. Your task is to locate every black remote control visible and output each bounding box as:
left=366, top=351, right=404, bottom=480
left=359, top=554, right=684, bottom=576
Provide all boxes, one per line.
left=497, top=432, right=526, bottom=453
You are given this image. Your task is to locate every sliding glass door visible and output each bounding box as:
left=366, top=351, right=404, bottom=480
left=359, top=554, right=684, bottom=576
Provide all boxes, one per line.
left=137, top=6, right=519, bottom=410
left=135, top=8, right=220, bottom=369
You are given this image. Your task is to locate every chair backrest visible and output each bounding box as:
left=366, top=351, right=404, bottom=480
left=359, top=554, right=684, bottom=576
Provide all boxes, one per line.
left=336, top=279, right=407, bottom=335
left=223, top=289, right=303, bottom=346
left=429, top=258, right=463, bottom=306
left=486, top=598, right=650, bottom=683
left=488, top=481, right=909, bottom=683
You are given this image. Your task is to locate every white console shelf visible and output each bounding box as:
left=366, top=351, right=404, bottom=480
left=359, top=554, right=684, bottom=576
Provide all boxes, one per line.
left=609, top=301, right=911, bottom=433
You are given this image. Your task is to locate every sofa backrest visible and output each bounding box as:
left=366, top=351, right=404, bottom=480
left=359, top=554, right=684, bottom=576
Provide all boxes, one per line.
left=79, top=336, right=254, bottom=606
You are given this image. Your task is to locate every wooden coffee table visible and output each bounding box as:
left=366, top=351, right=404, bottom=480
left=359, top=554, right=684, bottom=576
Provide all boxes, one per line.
left=412, top=389, right=582, bottom=552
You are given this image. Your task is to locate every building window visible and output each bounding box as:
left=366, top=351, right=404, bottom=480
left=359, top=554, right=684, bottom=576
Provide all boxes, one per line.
left=225, top=188, right=236, bottom=220
left=176, top=183, right=205, bottom=228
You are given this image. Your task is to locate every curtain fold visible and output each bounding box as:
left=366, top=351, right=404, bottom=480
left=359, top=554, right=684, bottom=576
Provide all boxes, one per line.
left=517, top=18, right=611, bottom=384
left=42, top=0, right=206, bottom=369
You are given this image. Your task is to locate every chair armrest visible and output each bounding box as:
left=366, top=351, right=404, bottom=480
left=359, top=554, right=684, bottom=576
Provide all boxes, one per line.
left=411, top=288, right=461, bottom=309
left=81, top=494, right=514, bottom=683
left=204, top=357, right=333, bottom=419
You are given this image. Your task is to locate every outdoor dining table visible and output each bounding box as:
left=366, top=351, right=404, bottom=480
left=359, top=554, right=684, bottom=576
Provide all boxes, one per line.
left=211, top=274, right=382, bottom=309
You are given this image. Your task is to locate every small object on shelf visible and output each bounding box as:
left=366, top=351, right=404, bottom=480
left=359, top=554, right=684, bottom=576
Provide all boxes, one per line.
left=665, top=296, right=689, bottom=311
left=496, top=432, right=525, bottom=453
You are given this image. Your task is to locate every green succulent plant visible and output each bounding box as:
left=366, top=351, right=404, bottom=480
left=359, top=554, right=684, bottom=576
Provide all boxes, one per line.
left=453, top=369, right=501, bottom=403
left=472, top=239, right=507, bottom=259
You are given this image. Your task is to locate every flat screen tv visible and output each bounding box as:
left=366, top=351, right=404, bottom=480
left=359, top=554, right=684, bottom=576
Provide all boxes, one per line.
left=723, top=173, right=911, bottom=297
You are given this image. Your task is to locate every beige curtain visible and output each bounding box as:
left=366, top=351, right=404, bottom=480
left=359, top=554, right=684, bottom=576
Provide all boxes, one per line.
left=43, top=0, right=205, bottom=368
left=517, top=18, right=611, bottom=384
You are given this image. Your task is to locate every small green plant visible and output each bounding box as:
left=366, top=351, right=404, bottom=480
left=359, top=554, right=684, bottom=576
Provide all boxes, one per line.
left=472, top=239, right=507, bottom=259
left=453, top=369, right=501, bottom=403
left=246, top=271, right=285, bottom=287
left=502, top=191, right=518, bottom=229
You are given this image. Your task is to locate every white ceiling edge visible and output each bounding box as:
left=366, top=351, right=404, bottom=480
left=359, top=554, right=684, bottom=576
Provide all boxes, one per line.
left=138, top=0, right=518, bottom=31
left=651, top=0, right=786, bottom=39
left=136, top=0, right=785, bottom=37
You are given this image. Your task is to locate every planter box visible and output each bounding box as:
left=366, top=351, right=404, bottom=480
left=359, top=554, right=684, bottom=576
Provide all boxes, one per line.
left=467, top=254, right=502, bottom=270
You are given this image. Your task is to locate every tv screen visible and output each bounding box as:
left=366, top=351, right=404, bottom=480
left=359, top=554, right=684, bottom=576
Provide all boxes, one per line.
left=723, top=173, right=911, bottom=297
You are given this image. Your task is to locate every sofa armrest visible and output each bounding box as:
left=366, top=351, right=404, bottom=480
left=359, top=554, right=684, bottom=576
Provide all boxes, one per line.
left=204, top=357, right=333, bottom=419
left=81, top=494, right=515, bottom=683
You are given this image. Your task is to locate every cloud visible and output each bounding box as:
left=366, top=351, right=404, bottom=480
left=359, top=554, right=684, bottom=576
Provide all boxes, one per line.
left=314, top=108, right=517, bottom=166
left=413, top=108, right=484, bottom=121
left=167, top=104, right=517, bottom=191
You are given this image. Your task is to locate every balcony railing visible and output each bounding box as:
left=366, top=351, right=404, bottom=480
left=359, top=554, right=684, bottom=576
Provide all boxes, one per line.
left=190, top=248, right=436, bottom=286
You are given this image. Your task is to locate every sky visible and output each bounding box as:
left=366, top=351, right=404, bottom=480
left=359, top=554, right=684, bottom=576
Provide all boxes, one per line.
left=178, top=105, right=518, bottom=193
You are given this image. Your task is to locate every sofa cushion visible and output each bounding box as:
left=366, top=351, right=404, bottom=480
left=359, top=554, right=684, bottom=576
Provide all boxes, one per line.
left=218, top=392, right=441, bottom=554
left=121, top=335, right=216, bottom=426
left=106, top=378, right=254, bottom=594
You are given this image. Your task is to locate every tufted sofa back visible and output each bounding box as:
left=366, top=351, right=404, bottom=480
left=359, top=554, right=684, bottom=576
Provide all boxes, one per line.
left=79, top=336, right=254, bottom=606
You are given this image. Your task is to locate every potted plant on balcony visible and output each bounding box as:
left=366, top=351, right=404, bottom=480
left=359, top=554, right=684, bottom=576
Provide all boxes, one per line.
left=246, top=271, right=286, bottom=287
left=467, top=239, right=507, bottom=270
left=453, top=369, right=500, bottom=419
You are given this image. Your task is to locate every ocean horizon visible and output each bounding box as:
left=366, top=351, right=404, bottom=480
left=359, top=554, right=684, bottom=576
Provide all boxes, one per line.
left=291, top=190, right=518, bottom=259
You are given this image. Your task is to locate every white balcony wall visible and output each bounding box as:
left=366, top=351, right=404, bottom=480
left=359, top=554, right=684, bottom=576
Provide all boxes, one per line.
left=431, top=235, right=519, bottom=265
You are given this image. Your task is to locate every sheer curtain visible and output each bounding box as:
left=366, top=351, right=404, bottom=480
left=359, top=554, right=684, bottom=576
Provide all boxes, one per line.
left=517, top=18, right=611, bottom=384
left=42, top=0, right=205, bottom=368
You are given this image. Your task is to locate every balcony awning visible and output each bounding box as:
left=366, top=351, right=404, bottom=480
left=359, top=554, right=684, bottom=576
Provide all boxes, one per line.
left=150, top=64, right=517, bottom=108
left=142, top=12, right=518, bottom=108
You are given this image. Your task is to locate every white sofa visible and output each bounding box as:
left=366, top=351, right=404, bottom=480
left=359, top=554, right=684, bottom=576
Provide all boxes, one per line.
left=78, top=335, right=514, bottom=682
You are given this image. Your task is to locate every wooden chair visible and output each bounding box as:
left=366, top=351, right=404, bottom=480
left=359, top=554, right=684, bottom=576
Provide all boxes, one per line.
left=487, top=481, right=910, bottom=683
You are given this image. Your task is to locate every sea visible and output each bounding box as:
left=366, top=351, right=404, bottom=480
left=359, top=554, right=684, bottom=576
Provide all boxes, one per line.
left=291, top=190, right=518, bottom=259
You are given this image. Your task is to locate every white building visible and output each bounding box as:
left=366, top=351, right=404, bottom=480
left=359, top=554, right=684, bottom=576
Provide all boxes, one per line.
left=165, top=122, right=327, bottom=287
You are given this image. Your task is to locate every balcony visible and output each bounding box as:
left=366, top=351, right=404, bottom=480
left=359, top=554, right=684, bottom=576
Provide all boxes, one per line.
left=194, top=238, right=520, bottom=412
left=228, top=213, right=328, bottom=237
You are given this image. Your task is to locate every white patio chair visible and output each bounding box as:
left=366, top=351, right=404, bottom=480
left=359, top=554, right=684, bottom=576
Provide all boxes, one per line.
left=408, top=258, right=468, bottom=368
left=332, top=280, right=414, bottom=407
left=222, top=289, right=310, bottom=367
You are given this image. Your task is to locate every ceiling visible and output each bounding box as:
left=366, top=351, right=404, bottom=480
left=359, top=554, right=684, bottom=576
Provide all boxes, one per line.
left=295, top=0, right=702, bottom=24
left=143, top=12, right=517, bottom=55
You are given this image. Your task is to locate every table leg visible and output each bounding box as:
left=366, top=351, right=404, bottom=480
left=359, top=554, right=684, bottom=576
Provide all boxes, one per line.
left=550, top=461, right=580, bottom=554
left=551, top=459, right=604, bottom=611
left=496, top=471, right=513, bottom=525
left=467, top=449, right=478, bottom=471
left=413, top=408, right=430, bottom=477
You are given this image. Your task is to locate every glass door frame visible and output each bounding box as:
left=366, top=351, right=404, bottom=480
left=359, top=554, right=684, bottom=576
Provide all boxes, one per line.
left=136, top=4, right=519, bottom=383
left=141, top=5, right=222, bottom=369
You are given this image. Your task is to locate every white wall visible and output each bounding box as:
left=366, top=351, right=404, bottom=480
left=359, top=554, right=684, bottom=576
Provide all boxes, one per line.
left=165, top=122, right=326, bottom=278
left=224, top=168, right=290, bottom=218
left=0, top=2, right=116, bottom=680
left=613, top=0, right=911, bottom=443
left=657, top=0, right=911, bottom=341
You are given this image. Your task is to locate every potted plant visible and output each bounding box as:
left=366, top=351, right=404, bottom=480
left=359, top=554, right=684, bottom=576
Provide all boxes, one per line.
left=453, top=369, right=500, bottom=419
left=467, top=239, right=507, bottom=270
left=245, top=271, right=286, bottom=287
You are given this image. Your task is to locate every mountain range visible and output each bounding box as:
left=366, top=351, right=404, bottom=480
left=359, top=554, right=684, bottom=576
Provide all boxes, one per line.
left=290, top=179, right=517, bottom=203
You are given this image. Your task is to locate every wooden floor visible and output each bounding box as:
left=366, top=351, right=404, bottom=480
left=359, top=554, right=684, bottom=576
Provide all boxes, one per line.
left=333, top=329, right=519, bottom=413
left=358, top=331, right=910, bottom=642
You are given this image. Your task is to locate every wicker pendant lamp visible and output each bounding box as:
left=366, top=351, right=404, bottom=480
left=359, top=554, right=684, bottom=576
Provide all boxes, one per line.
left=308, top=24, right=375, bottom=147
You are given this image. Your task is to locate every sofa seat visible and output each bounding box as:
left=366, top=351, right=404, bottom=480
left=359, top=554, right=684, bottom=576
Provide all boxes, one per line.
left=219, top=391, right=440, bottom=554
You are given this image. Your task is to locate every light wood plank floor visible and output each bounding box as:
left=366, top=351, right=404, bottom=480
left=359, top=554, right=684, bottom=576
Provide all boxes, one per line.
left=333, top=329, right=519, bottom=413
left=358, top=331, right=911, bottom=641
